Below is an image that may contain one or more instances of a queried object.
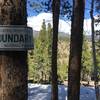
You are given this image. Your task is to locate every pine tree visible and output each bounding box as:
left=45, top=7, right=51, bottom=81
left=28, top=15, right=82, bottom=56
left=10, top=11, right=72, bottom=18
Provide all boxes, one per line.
left=51, top=0, right=60, bottom=100
left=68, top=0, right=85, bottom=100
left=90, top=0, right=100, bottom=99
left=0, top=0, right=28, bottom=100
left=81, top=35, right=92, bottom=84
left=35, top=19, right=47, bottom=82
left=28, top=20, right=53, bottom=83
left=46, top=23, right=52, bottom=82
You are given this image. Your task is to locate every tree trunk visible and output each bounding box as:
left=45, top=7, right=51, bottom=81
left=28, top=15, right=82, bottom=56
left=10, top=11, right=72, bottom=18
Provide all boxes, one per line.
left=41, top=71, right=43, bottom=83
left=90, top=0, right=100, bottom=100
left=68, top=0, right=85, bottom=100
left=0, top=0, right=28, bottom=100
left=51, top=0, right=60, bottom=100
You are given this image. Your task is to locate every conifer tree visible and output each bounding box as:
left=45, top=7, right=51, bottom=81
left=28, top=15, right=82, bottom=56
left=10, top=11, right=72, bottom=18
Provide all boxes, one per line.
left=68, top=0, right=85, bottom=100
left=81, top=35, right=92, bottom=83
left=0, top=0, right=28, bottom=100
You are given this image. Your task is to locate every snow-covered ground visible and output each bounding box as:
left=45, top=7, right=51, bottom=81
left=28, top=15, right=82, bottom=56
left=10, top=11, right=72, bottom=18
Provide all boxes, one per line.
left=28, top=84, right=96, bottom=100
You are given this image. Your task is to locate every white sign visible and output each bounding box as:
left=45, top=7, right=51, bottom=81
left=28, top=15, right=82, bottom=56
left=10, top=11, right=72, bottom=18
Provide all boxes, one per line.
left=0, top=25, right=34, bottom=51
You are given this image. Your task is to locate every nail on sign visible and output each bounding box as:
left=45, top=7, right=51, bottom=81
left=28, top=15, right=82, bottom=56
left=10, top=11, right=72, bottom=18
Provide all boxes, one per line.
left=0, top=25, right=34, bottom=51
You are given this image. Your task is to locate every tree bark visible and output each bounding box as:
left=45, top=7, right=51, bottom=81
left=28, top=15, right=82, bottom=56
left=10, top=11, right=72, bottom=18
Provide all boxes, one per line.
left=51, top=0, right=60, bottom=100
left=90, top=0, right=100, bottom=100
left=68, top=0, right=85, bottom=100
left=0, top=0, right=28, bottom=100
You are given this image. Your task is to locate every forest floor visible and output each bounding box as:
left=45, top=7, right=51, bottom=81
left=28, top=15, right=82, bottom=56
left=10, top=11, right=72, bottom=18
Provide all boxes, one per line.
left=28, top=83, right=97, bottom=100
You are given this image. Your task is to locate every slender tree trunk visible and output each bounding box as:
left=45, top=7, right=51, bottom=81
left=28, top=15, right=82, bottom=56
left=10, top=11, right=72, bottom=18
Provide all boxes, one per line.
left=68, top=0, right=85, bottom=100
left=0, top=0, right=28, bottom=100
left=90, top=0, right=100, bottom=100
left=41, top=71, right=43, bottom=82
left=51, top=0, right=60, bottom=100
left=44, top=73, right=46, bottom=82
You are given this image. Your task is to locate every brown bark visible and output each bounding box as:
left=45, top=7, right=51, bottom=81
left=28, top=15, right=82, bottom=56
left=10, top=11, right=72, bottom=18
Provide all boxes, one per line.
left=68, top=0, right=85, bottom=100
left=90, top=0, right=100, bottom=100
left=0, top=0, right=28, bottom=100
left=51, top=0, right=60, bottom=100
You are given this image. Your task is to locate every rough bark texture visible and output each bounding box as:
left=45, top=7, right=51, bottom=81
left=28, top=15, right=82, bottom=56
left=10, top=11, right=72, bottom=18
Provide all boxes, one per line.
left=0, top=0, right=28, bottom=100
left=90, top=0, right=100, bottom=100
left=51, top=0, right=60, bottom=100
left=68, top=0, right=85, bottom=100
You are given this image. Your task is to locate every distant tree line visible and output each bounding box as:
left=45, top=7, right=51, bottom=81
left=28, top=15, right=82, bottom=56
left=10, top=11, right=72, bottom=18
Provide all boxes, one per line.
left=28, top=20, right=100, bottom=84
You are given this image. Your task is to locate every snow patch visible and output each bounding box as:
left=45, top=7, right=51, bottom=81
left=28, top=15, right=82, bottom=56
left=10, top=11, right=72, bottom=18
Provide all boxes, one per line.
left=28, top=84, right=96, bottom=100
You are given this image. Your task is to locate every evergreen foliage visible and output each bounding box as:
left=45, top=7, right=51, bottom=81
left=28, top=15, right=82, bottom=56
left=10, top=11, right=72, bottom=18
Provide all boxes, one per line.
left=28, top=21, right=96, bottom=84
left=81, top=35, right=92, bottom=81
left=28, top=20, right=70, bottom=83
left=28, top=0, right=72, bottom=20
left=28, top=20, right=52, bottom=83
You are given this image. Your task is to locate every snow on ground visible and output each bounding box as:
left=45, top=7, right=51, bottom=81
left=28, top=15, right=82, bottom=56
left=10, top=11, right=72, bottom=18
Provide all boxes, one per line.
left=28, top=84, right=96, bottom=100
